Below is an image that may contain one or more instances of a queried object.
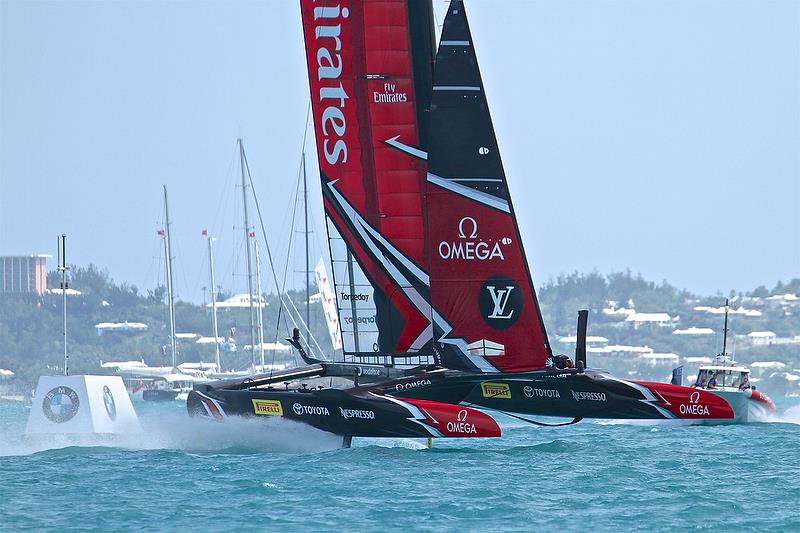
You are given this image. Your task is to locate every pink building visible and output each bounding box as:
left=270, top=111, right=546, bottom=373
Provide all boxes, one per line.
left=1, top=255, right=49, bottom=295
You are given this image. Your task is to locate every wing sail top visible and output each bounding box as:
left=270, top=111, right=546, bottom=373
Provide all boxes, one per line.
left=425, top=1, right=553, bottom=372
left=301, top=0, right=435, bottom=359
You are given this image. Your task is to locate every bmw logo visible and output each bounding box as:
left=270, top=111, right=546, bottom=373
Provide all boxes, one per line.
left=42, top=386, right=80, bottom=423
left=103, top=385, right=117, bottom=420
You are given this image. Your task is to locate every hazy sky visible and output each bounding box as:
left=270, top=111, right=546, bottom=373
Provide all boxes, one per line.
left=1, top=0, right=798, bottom=304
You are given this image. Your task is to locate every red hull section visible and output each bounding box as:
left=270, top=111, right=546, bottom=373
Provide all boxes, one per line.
left=634, top=381, right=735, bottom=419
left=746, top=388, right=777, bottom=412
left=399, top=398, right=502, bottom=437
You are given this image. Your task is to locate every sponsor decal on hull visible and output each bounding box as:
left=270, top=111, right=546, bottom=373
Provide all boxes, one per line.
left=678, top=391, right=710, bottom=416
left=446, top=409, right=477, bottom=435
left=481, top=382, right=512, bottom=399
left=356, top=366, right=382, bottom=377
left=252, top=399, right=283, bottom=416
left=293, top=403, right=331, bottom=416
left=339, top=407, right=376, bottom=419
left=632, top=380, right=736, bottom=419
left=395, top=379, right=432, bottom=392
left=571, top=390, right=607, bottom=402
left=523, top=386, right=560, bottom=399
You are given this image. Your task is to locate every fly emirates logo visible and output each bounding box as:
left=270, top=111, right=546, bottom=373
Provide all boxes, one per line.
left=312, top=3, right=350, bottom=165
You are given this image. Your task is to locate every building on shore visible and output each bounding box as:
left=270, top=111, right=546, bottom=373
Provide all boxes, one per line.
left=0, top=255, right=49, bottom=296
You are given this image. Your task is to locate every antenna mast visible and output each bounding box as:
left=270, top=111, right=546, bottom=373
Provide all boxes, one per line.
left=57, top=234, right=69, bottom=376
left=721, top=298, right=730, bottom=357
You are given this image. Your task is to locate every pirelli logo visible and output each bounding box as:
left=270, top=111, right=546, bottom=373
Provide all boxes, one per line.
left=481, top=382, right=511, bottom=399
left=252, top=399, right=283, bottom=416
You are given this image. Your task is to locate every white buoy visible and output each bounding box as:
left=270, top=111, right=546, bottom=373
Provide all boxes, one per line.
left=26, top=236, right=141, bottom=436
left=26, top=375, right=141, bottom=435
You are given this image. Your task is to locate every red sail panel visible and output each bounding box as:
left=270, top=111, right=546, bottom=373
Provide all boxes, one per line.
left=301, top=0, right=433, bottom=356
left=428, top=188, right=551, bottom=372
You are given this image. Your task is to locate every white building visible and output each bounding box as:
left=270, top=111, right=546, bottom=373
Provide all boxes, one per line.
left=95, top=321, right=149, bottom=335
left=673, top=327, right=715, bottom=336
left=625, top=312, right=674, bottom=328
left=748, top=331, right=777, bottom=346
left=209, top=293, right=269, bottom=309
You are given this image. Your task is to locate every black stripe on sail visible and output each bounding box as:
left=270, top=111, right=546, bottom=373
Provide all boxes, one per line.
left=427, top=2, right=508, bottom=202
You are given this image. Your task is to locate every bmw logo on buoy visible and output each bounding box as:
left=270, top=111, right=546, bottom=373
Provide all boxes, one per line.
left=42, top=386, right=80, bottom=423
left=103, top=385, right=117, bottom=420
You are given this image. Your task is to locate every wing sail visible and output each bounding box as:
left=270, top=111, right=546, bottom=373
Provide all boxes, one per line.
left=301, top=0, right=436, bottom=361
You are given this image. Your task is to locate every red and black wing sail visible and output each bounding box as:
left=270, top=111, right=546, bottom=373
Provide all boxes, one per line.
left=424, top=1, right=553, bottom=372
left=301, top=1, right=436, bottom=358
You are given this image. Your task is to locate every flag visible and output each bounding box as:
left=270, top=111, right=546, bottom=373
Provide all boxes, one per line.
left=315, top=258, right=342, bottom=350
left=157, top=229, right=165, bottom=236
left=201, top=229, right=208, bottom=236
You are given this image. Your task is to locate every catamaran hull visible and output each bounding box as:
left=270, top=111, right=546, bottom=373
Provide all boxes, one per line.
left=187, top=387, right=501, bottom=439
left=372, top=371, right=739, bottom=423
left=189, top=367, right=748, bottom=428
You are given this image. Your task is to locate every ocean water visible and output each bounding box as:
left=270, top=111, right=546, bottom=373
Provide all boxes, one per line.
left=1, top=399, right=799, bottom=532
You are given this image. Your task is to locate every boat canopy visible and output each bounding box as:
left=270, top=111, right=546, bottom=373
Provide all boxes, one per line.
left=694, top=367, right=751, bottom=390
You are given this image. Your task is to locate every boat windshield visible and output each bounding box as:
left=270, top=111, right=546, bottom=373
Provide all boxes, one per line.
left=694, top=369, right=750, bottom=390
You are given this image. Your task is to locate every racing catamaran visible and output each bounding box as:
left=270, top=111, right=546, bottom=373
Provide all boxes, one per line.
left=189, top=0, right=754, bottom=441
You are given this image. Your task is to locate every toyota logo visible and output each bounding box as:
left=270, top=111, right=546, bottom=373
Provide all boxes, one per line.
left=523, top=386, right=534, bottom=398
left=293, top=403, right=303, bottom=415
left=457, top=409, right=468, bottom=422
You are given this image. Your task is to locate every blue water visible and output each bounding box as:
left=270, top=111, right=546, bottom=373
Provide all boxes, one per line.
left=1, top=400, right=799, bottom=532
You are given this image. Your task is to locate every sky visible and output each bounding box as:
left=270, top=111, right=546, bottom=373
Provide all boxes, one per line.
left=1, top=0, right=798, bottom=304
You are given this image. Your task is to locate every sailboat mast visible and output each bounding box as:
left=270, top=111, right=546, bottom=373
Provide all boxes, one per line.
left=303, top=151, right=310, bottom=331
left=254, top=238, right=265, bottom=369
left=163, top=185, right=178, bottom=369
left=207, top=232, right=221, bottom=371
left=238, top=139, right=257, bottom=368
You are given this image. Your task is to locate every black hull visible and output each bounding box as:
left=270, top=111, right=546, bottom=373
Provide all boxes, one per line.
left=188, top=386, right=501, bottom=439
left=376, top=370, right=669, bottom=419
